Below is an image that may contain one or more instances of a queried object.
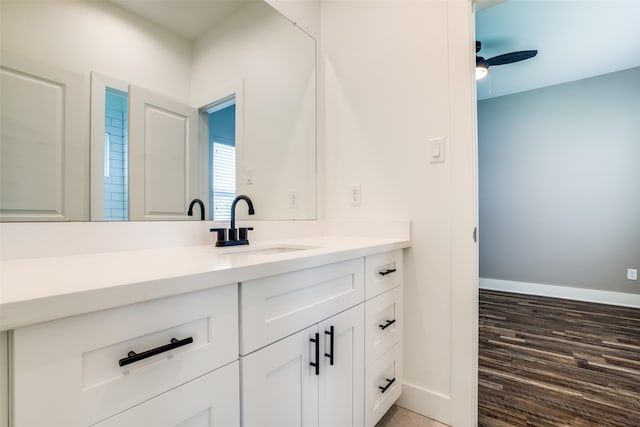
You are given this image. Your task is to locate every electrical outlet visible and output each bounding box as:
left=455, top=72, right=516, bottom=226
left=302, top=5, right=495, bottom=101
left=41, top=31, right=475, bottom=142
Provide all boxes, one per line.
left=628, top=269, right=638, bottom=281
left=349, top=184, right=361, bottom=206
left=289, top=190, right=298, bottom=209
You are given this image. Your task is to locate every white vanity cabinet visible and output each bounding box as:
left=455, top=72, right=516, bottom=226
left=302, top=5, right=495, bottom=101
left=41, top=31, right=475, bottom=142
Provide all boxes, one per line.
left=10, top=285, right=239, bottom=427
left=240, top=259, right=366, bottom=427
left=364, top=250, right=404, bottom=427
left=238, top=250, right=404, bottom=427
left=1, top=242, right=408, bottom=427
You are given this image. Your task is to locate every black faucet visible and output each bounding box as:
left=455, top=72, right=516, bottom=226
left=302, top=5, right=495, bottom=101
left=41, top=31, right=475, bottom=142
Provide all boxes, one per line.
left=210, top=195, right=255, bottom=247
left=230, top=195, right=254, bottom=231
left=187, top=198, right=205, bottom=220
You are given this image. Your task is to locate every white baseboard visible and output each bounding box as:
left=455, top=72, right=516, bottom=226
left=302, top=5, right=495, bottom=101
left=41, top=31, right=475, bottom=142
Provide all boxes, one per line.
left=396, top=382, right=451, bottom=426
left=480, top=278, right=640, bottom=309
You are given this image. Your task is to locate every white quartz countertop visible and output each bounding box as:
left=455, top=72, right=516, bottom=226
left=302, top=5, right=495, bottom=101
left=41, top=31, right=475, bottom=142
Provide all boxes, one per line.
left=0, top=236, right=410, bottom=331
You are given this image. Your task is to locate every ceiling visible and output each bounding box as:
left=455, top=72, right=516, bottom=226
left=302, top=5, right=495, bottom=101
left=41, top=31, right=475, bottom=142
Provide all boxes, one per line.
left=109, top=0, right=250, bottom=41
left=475, top=0, right=640, bottom=100
left=107, top=0, right=640, bottom=99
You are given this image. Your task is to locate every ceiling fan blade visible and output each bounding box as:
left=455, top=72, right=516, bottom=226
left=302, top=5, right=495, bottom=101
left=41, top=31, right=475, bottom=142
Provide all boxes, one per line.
left=485, top=50, right=537, bottom=66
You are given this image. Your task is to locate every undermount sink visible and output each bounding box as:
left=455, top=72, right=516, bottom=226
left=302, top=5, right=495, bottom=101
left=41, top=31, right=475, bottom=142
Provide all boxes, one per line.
left=216, top=245, right=318, bottom=257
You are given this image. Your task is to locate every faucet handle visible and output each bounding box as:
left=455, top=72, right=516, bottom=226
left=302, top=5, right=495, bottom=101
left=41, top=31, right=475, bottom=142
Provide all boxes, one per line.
left=239, top=227, right=254, bottom=241
left=210, top=228, right=227, bottom=244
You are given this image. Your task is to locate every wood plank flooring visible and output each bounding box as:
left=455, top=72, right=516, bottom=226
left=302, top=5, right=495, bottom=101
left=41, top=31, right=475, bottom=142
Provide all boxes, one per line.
left=479, top=290, right=640, bottom=427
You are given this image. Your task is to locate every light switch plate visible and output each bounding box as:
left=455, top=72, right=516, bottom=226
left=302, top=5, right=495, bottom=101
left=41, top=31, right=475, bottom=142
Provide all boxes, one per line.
left=628, top=269, right=638, bottom=281
left=429, top=137, right=445, bottom=163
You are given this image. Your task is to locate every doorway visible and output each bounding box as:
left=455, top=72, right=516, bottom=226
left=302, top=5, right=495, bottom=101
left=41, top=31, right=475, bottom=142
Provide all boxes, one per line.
left=103, top=88, right=128, bottom=221
left=202, top=95, right=237, bottom=221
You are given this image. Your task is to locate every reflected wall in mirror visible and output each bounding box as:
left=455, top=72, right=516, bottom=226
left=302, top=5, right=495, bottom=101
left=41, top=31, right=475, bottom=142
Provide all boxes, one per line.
left=0, top=0, right=316, bottom=222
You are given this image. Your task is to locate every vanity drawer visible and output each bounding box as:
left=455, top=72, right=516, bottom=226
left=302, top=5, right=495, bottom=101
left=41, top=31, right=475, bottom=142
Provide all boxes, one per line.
left=365, top=286, right=402, bottom=365
left=240, top=258, right=364, bottom=355
left=365, top=343, right=403, bottom=427
left=94, top=361, right=240, bottom=427
left=12, top=285, right=238, bottom=427
left=365, top=250, right=403, bottom=300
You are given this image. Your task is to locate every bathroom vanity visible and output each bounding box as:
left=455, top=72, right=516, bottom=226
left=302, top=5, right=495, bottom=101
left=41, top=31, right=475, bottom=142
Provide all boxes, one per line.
left=0, top=237, right=409, bottom=427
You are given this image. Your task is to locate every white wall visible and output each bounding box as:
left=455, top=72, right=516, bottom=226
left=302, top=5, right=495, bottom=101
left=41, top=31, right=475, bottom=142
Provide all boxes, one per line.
left=320, top=1, right=478, bottom=425
left=0, top=1, right=192, bottom=102
left=191, top=1, right=317, bottom=220
left=478, top=67, right=640, bottom=296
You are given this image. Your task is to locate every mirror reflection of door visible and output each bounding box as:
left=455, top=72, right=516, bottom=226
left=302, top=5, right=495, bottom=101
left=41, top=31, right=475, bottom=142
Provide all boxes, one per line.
left=91, top=73, right=241, bottom=222
left=0, top=55, right=88, bottom=221
left=91, top=74, right=201, bottom=222
left=206, top=96, right=236, bottom=222
left=128, top=85, right=199, bottom=221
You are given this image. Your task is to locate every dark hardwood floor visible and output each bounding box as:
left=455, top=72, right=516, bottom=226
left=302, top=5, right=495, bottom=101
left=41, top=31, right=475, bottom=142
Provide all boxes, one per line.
left=478, top=289, right=640, bottom=427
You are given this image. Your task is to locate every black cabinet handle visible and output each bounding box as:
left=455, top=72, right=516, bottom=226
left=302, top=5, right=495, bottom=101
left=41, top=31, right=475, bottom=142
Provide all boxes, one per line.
left=324, top=326, right=334, bottom=366
left=379, top=268, right=397, bottom=276
left=379, top=319, right=396, bottom=330
left=310, top=333, right=320, bottom=375
left=119, top=337, right=193, bottom=367
left=379, top=377, right=396, bottom=394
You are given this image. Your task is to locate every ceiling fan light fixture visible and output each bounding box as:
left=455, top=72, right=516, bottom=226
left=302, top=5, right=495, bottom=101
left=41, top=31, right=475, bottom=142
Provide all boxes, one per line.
left=475, top=40, right=538, bottom=81
left=476, top=64, right=488, bottom=80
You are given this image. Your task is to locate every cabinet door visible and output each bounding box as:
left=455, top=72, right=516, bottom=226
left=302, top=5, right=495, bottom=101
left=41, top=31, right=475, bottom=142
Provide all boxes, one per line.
left=364, top=250, right=403, bottom=300
left=365, top=343, right=402, bottom=427
left=94, top=362, right=239, bottom=427
left=319, top=305, right=365, bottom=427
left=129, top=85, right=199, bottom=220
left=242, top=325, right=319, bottom=427
left=365, top=287, right=402, bottom=365
left=12, top=286, right=237, bottom=427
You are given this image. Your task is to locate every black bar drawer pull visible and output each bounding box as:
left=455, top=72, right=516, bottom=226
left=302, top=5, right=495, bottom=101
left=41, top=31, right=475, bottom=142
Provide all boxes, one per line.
left=119, top=337, right=193, bottom=367
left=324, top=326, right=334, bottom=366
left=310, top=333, right=320, bottom=375
left=379, top=377, right=396, bottom=394
left=379, top=319, right=396, bottom=330
left=379, top=268, right=397, bottom=276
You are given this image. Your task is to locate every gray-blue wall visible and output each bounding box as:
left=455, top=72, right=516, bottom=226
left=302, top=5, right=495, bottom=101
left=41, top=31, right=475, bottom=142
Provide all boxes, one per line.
left=478, top=67, right=640, bottom=295
left=209, top=105, right=235, bottom=146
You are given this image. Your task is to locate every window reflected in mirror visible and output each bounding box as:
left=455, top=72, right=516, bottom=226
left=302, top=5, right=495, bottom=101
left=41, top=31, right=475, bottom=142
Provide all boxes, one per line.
left=207, top=96, right=236, bottom=222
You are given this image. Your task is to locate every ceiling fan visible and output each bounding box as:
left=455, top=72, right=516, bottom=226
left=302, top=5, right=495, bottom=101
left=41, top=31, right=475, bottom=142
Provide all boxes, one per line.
left=475, top=41, right=537, bottom=80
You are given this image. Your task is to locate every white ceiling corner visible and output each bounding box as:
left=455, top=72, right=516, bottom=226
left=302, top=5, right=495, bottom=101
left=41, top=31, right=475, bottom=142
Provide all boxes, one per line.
left=108, top=0, right=251, bottom=42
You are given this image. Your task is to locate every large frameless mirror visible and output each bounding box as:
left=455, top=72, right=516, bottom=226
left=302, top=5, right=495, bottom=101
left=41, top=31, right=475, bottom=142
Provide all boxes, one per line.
left=0, top=0, right=316, bottom=222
